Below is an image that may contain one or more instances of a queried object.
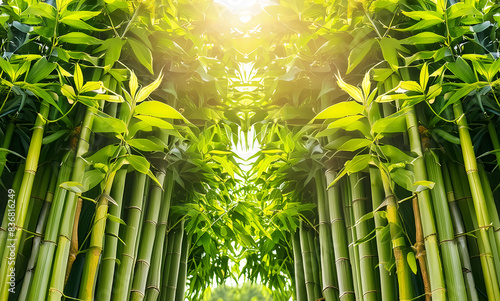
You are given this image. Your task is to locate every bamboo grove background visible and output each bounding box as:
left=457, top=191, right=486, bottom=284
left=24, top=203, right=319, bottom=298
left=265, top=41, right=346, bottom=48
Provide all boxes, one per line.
left=1, top=0, right=500, bottom=300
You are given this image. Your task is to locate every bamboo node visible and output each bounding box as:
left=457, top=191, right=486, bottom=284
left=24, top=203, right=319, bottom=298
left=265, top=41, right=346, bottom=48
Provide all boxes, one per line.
left=323, top=285, right=339, bottom=292
left=25, top=169, right=37, bottom=175
left=144, top=220, right=157, bottom=226
left=359, top=254, right=377, bottom=260
left=465, top=168, right=478, bottom=174
left=430, top=287, right=446, bottom=294
left=352, top=197, right=367, bottom=204
left=136, top=259, right=151, bottom=266
left=330, top=218, right=344, bottom=223
left=318, top=221, right=330, bottom=225
left=146, top=285, right=160, bottom=292
left=130, top=290, right=145, bottom=296
left=339, top=291, right=355, bottom=298
left=127, top=205, right=142, bottom=211
left=363, top=290, right=379, bottom=296
left=335, top=257, right=349, bottom=263
left=439, top=238, right=455, bottom=245
left=423, top=232, right=437, bottom=240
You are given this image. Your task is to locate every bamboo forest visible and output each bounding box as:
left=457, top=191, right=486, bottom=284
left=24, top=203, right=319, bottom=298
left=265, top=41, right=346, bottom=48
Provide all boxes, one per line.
left=1, top=0, right=500, bottom=300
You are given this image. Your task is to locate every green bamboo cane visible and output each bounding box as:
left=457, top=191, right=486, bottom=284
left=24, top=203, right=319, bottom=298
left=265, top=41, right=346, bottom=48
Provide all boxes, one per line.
left=478, top=164, right=500, bottom=288
left=379, top=171, right=414, bottom=300
left=292, top=229, right=307, bottom=301
left=342, top=177, right=361, bottom=300
left=18, top=164, right=58, bottom=300
left=160, top=231, right=174, bottom=301
left=17, top=164, right=52, bottom=275
left=307, top=225, right=323, bottom=299
left=111, top=172, right=148, bottom=301
left=47, top=107, right=96, bottom=301
left=174, top=234, right=190, bottom=301
left=163, top=219, right=185, bottom=301
left=368, top=167, right=397, bottom=301
left=325, top=168, right=356, bottom=301
left=78, top=177, right=116, bottom=301
left=453, top=102, right=500, bottom=300
left=487, top=121, right=500, bottom=167
left=95, top=168, right=128, bottom=301
left=404, top=106, right=446, bottom=300
left=349, top=173, right=379, bottom=301
left=299, top=220, right=319, bottom=300
left=315, top=170, right=339, bottom=301
left=442, top=160, right=479, bottom=301
left=424, top=149, right=467, bottom=301
left=144, top=170, right=174, bottom=301
left=27, top=150, right=73, bottom=301
left=129, top=169, right=167, bottom=301
left=411, top=196, right=431, bottom=301
left=0, top=121, right=15, bottom=178
left=0, top=100, right=50, bottom=300
left=0, top=163, right=24, bottom=261
left=447, top=159, right=486, bottom=294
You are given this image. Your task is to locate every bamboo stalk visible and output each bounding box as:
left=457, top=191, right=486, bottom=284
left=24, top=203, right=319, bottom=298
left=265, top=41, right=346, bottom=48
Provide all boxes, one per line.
left=411, top=196, right=430, bottom=301
left=299, top=220, right=319, bottom=300
left=160, top=231, right=174, bottom=301
left=442, top=160, right=479, bottom=301
left=47, top=107, right=96, bottom=301
left=424, top=149, right=467, bottom=300
left=0, top=163, right=25, bottom=266
left=65, top=197, right=83, bottom=283
left=487, top=121, right=500, bottom=167
left=0, top=121, right=15, bottom=178
left=111, top=172, right=148, bottom=301
left=404, top=106, right=446, bottom=301
left=368, top=167, right=397, bottom=301
left=315, top=170, right=339, bottom=301
left=145, top=170, right=174, bottom=301
left=380, top=171, right=414, bottom=300
left=18, top=164, right=58, bottom=300
left=95, top=168, right=128, bottom=301
left=292, top=229, right=307, bottom=301
left=477, top=164, right=500, bottom=288
left=448, top=159, right=486, bottom=294
left=325, top=168, right=356, bottom=301
left=163, top=219, right=185, bottom=301
left=307, top=225, right=323, bottom=299
left=453, top=102, right=500, bottom=300
left=174, top=234, right=190, bottom=301
left=0, top=101, right=50, bottom=301
left=129, top=169, right=167, bottom=301
left=349, top=173, right=379, bottom=301
left=27, top=151, right=74, bottom=301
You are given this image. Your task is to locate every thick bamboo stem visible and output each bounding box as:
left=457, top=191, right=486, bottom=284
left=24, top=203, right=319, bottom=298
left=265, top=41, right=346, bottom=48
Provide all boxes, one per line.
left=442, top=160, right=479, bottom=301
left=163, top=219, right=185, bottom=301
left=292, top=230, right=307, bottom=301
left=453, top=102, right=500, bottom=300
left=411, top=196, right=431, bottom=301
left=0, top=101, right=50, bottom=300
left=145, top=170, right=174, bottom=301
left=325, top=168, right=355, bottom=301
left=47, top=107, right=96, bottom=301
left=111, top=172, right=148, bottom=301
left=129, top=170, right=167, bottom=301
left=368, top=168, right=397, bottom=301
left=95, top=168, right=128, bottom=301
left=0, top=121, right=15, bottom=178
left=405, top=107, right=446, bottom=301
left=315, top=171, right=339, bottom=301
left=349, top=173, right=379, bottom=301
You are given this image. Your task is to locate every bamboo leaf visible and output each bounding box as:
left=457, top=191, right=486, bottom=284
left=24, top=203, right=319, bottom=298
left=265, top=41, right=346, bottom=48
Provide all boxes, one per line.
left=60, top=181, right=85, bottom=194
left=347, top=39, right=377, bottom=74
left=128, top=38, right=153, bottom=74
left=401, top=32, right=445, bottom=45
left=337, top=138, right=372, bottom=152
left=58, top=32, right=102, bottom=45
left=314, top=101, right=364, bottom=120
left=407, top=252, right=418, bottom=274
left=134, top=101, right=185, bottom=119
left=337, top=76, right=364, bottom=103
left=127, top=138, right=164, bottom=152
left=135, top=73, right=163, bottom=103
